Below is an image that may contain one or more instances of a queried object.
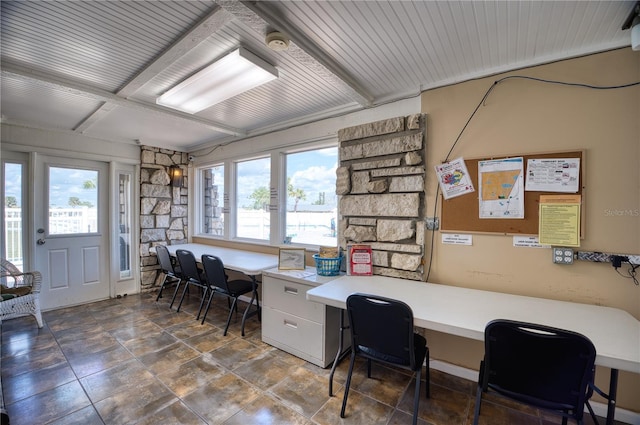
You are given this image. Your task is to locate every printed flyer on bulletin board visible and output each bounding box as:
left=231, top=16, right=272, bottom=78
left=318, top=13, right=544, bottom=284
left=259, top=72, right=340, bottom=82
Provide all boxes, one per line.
left=538, top=194, right=581, bottom=247
left=434, top=157, right=474, bottom=200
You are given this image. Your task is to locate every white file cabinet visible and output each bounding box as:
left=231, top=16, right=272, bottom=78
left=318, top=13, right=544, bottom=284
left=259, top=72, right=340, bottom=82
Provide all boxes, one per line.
left=262, top=267, right=347, bottom=368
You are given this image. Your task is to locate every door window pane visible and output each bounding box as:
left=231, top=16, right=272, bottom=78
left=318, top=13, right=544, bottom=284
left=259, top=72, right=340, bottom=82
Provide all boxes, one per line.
left=236, top=158, right=270, bottom=240
left=3, top=162, right=24, bottom=270
left=49, top=167, right=99, bottom=235
left=202, top=165, right=225, bottom=236
left=285, top=148, right=338, bottom=246
left=118, top=173, right=131, bottom=278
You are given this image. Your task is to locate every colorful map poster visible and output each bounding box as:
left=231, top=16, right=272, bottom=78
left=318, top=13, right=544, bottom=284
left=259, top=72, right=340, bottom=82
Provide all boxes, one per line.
left=434, top=157, right=475, bottom=200
left=478, top=157, right=524, bottom=219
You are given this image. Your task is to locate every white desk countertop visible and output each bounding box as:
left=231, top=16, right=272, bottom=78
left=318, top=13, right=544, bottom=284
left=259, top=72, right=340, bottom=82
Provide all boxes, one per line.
left=306, top=274, right=640, bottom=374
left=262, top=267, right=342, bottom=287
left=158, top=243, right=279, bottom=276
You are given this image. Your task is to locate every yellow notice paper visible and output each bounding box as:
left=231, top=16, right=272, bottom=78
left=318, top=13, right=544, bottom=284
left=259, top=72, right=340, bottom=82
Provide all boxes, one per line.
left=538, top=195, right=581, bottom=247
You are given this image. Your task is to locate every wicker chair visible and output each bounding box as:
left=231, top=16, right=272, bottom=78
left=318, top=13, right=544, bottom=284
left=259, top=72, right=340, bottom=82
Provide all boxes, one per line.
left=0, top=259, right=44, bottom=328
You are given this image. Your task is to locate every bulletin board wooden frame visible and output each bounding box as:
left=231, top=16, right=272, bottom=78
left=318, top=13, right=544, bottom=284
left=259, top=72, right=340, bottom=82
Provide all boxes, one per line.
left=440, top=151, right=584, bottom=236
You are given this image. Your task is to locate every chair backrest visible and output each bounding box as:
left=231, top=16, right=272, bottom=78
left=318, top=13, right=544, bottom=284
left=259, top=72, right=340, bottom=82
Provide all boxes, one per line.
left=175, top=250, right=200, bottom=282
left=346, top=293, right=416, bottom=367
left=1, top=258, right=21, bottom=277
left=1, top=258, right=18, bottom=287
left=482, top=319, right=596, bottom=413
left=201, top=254, right=229, bottom=292
left=155, top=245, right=175, bottom=274
left=1, top=258, right=42, bottom=293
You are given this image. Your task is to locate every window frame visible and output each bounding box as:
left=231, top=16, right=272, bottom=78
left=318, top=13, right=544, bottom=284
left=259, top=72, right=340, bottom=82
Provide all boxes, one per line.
left=194, top=139, right=338, bottom=249
left=195, top=163, right=227, bottom=239
left=1, top=156, right=28, bottom=269
left=231, top=154, right=273, bottom=244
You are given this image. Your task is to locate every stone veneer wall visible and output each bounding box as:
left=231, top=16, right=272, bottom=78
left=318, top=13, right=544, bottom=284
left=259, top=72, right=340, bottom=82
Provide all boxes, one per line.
left=337, top=114, right=427, bottom=281
left=139, top=146, right=189, bottom=292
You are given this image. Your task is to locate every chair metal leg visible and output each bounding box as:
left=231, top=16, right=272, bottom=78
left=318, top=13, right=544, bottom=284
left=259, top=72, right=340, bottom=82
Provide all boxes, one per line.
left=425, top=348, right=430, bottom=398
left=412, top=368, right=421, bottom=425
left=200, top=288, right=216, bottom=325
left=585, top=401, right=599, bottom=425
left=195, top=286, right=209, bottom=320
left=168, top=279, right=182, bottom=309
left=223, top=297, right=238, bottom=336
left=340, top=351, right=357, bottom=418
left=155, top=274, right=168, bottom=301
left=472, top=384, right=483, bottom=425
left=176, top=281, right=191, bottom=312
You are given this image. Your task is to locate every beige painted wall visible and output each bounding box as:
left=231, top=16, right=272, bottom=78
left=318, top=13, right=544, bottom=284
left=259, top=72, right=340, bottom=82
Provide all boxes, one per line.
left=421, top=48, right=639, bottom=412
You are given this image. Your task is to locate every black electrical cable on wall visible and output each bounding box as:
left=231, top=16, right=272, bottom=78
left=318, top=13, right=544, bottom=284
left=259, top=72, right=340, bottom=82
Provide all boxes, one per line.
left=425, top=76, right=640, bottom=282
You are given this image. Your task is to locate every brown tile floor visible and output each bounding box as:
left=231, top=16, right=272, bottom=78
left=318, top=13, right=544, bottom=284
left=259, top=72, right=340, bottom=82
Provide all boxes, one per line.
left=0, top=291, right=625, bottom=425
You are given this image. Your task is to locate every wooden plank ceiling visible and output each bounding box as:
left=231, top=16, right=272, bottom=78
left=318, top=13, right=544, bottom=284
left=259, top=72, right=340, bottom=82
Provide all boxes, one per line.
left=0, top=1, right=636, bottom=151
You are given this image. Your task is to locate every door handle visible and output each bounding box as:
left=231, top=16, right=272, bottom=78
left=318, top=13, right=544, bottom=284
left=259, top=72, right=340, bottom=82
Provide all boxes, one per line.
left=37, top=228, right=46, bottom=244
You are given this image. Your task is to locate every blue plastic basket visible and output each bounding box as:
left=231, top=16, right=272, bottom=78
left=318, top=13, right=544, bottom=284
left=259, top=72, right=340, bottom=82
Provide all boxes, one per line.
left=313, top=254, right=342, bottom=276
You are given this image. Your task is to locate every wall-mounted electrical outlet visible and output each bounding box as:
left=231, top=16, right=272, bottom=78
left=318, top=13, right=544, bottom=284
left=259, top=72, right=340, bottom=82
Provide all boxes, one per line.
left=426, top=217, right=439, bottom=230
left=552, top=247, right=574, bottom=264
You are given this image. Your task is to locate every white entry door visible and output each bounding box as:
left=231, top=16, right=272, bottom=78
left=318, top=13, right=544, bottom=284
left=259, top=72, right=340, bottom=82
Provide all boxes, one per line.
left=34, top=155, right=110, bottom=310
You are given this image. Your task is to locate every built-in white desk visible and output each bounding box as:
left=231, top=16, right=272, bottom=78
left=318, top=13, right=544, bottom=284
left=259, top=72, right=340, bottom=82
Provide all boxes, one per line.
left=161, top=243, right=279, bottom=276
left=306, top=275, right=640, bottom=425
left=156, top=243, right=279, bottom=335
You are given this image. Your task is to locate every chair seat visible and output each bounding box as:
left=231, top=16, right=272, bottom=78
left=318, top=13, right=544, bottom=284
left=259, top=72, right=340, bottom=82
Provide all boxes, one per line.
left=489, top=383, right=577, bottom=412
left=1, top=285, right=32, bottom=300
left=219, top=279, right=254, bottom=297
left=358, top=333, right=426, bottom=368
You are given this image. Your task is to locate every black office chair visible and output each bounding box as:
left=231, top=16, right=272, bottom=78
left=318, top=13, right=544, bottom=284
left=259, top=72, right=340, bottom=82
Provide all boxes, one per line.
left=175, top=249, right=209, bottom=319
left=154, top=244, right=183, bottom=307
left=341, top=294, right=429, bottom=425
left=473, top=319, right=600, bottom=425
left=200, top=254, right=259, bottom=335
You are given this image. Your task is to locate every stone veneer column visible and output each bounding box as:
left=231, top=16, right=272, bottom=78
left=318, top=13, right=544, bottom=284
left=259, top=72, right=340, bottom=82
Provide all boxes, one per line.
left=139, top=146, right=189, bottom=292
left=337, top=114, right=427, bottom=280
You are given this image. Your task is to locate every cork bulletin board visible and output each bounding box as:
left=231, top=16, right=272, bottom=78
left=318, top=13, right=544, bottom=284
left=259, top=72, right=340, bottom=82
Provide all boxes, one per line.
left=440, top=151, right=584, bottom=235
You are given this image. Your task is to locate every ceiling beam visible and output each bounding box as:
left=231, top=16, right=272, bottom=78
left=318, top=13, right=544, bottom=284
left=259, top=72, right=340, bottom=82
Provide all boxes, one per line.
left=220, top=0, right=374, bottom=107
left=118, top=5, right=234, bottom=98
left=75, top=4, right=237, bottom=133
left=1, top=62, right=247, bottom=137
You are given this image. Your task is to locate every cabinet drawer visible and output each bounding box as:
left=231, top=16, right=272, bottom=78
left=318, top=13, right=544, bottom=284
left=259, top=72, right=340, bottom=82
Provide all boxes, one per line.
left=263, top=276, right=324, bottom=322
left=262, top=307, right=324, bottom=359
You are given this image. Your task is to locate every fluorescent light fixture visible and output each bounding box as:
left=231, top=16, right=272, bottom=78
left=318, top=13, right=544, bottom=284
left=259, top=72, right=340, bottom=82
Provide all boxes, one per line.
left=157, top=47, right=278, bottom=114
